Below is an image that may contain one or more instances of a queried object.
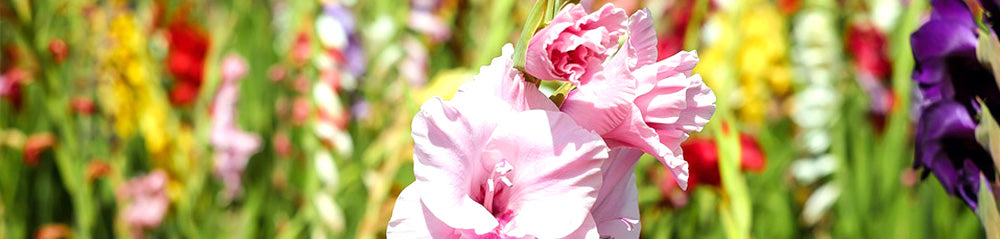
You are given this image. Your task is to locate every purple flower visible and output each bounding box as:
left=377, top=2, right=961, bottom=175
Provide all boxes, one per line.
left=318, top=3, right=366, bottom=77
left=911, top=0, right=999, bottom=209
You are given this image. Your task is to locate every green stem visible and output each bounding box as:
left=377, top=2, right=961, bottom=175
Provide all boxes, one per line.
left=683, top=0, right=710, bottom=50
left=513, top=0, right=550, bottom=72
left=548, top=82, right=575, bottom=107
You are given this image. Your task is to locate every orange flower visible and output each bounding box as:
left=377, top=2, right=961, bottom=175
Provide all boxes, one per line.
left=23, top=133, right=56, bottom=166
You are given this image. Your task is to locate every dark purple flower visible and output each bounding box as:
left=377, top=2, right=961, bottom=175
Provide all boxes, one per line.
left=915, top=101, right=993, bottom=209
left=911, top=0, right=999, bottom=209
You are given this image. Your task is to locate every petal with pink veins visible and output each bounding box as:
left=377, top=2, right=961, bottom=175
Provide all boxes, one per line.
left=411, top=98, right=500, bottom=234
left=482, top=110, right=608, bottom=238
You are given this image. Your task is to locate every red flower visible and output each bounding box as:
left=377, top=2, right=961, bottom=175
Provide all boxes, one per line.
left=778, top=0, right=802, bottom=15
left=662, top=133, right=767, bottom=193
left=166, top=21, right=210, bottom=105
left=847, top=22, right=892, bottom=80
left=1, top=68, right=29, bottom=109
left=292, top=32, right=311, bottom=64
left=655, top=0, right=696, bottom=60
left=48, top=38, right=68, bottom=64
left=70, top=96, right=95, bottom=115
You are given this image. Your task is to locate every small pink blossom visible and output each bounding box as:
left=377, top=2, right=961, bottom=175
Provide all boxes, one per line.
left=388, top=44, right=610, bottom=238
left=525, top=3, right=627, bottom=84
left=221, top=54, right=249, bottom=83
left=118, top=170, right=169, bottom=239
left=408, top=12, right=451, bottom=42
left=409, top=0, right=451, bottom=41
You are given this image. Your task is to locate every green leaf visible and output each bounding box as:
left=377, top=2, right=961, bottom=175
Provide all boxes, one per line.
left=714, top=117, right=751, bottom=239
left=975, top=102, right=1000, bottom=178
left=976, top=175, right=1000, bottom=239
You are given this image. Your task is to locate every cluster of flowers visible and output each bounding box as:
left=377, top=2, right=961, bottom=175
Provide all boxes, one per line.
left=387, top=3, right=716, bottom=238
left=911, top=0, right=1000, bottom=210
left=788, top=6, right=844, bottom=225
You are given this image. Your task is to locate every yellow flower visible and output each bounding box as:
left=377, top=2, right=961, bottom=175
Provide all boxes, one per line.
left=695, top=2, right=792, bottom=127
left=99, top=14, right=176, bottom=159
left=415, top=69, right=472, bottom=103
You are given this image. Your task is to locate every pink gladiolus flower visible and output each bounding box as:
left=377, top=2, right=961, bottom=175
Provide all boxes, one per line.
left=388, top=44, right=610, bottom=238
left=211, top=55, right=261, bottom=198
left=525, top=3, right=627, bottom=84
left=118, top=170, right=169, bottom=239
left=558, top=9, right=716, bottom=191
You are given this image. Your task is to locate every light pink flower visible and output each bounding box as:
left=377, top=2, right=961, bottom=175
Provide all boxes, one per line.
left=221, top=54, right=249, bottom=83
left=118, top=170, right=169, bottom=239
left=525, top=3, right=627, bottom=84
left=211, top=55, right=261, bottom=198
left=560, top=9, right=716, bottom=190
left=400, top=37, right=429, bottom=87
left=387, top=44, right=610, bottom=238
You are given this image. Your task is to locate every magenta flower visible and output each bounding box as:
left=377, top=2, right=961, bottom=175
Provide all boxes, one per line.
left=525, top=3, right=627, bottom=84
left=118, top=170, right=169, bottom=239
left=211, top=55, right=261, bottom=198
left=557, top=9, right=716, bottom=190
left=387, top=44, right=610, bottom=238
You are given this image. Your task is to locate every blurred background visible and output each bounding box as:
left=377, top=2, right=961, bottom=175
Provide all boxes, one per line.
left=0, top=0, right=986, bottom=238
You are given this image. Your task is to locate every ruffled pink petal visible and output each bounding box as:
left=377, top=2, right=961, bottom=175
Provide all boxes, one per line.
left=663, top=51, right=700, bottom=76
left=646, top=74, right=715, bottom=141
left=625, top=9, right=657, bottom=70
left=387, top=183, right=460, bottom=238
left=561, top=51, right=692, bottom=189
left=633, top=73, right=689, bottom=125
left=560, top=47, right=636, bottom=134
left=481, top=110, right=608, bottom=238
left=526, top=21, right=576, bottom=82
left=579, top=4, right=629, bottom=37
left=636, top=51, right=700, bottom=90
left=601, top=104, right=690, bottom=190
left=592, top=149, right=642, bottom=239
left=560, top=76, right=635, bottom=134
left=675, top=74, right=716, bottom=134
left=411, top=98, right=500, bottom=234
